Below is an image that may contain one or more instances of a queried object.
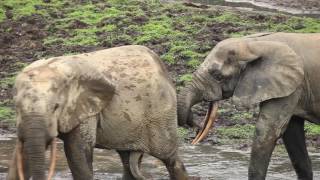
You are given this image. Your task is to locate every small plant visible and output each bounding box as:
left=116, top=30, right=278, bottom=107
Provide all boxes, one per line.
left=0, top=76, right=16, bottom=89
left=0, top=104, right=15, bottom=123
left=178, top=74, right=193, bottom=84
left=230, top=112, right=254, bottom=122
left=305, top=122, right=320, bottom=136
left=217, top=124, right=255, bottom=139
left=177, top=127, right=189, bottom=138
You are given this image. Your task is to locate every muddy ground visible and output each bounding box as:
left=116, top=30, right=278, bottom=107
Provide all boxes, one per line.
left=0, top=0, right=319, bottom=147
left=254, top=0, right=320, bottom=11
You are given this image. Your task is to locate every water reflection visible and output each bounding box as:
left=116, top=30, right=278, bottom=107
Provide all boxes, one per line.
left=0, top=136, right=319, bottom=179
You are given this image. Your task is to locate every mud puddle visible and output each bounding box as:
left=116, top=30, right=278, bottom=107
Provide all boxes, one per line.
left=191, top=0, right=320, bottom=17
left=1, top=135, right=320, bottom=179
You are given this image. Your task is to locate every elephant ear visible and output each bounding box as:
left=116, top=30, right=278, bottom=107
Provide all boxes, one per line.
left=57, top=59, right=115, bottom=133
left=232, top=41, right=304, bottom=107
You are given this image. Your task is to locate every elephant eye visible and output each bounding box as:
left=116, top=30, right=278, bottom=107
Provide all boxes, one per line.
left=210, top=70, right=224, bottom=82
left=52, top=103, right=59, bottom=112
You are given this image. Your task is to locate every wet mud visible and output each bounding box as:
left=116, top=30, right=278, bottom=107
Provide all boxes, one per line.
left=191, top=0, right=320, bottom=17
left=1, top=135, right=320, bottom=179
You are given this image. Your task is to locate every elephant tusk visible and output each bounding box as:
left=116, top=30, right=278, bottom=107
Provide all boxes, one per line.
left=47, top=138, right=57, bottom=180
left=191, top=102, right=218, bottom=145
left=191, top=103, right=212, bottom=144
left=16, top=140, right=25, bottom=180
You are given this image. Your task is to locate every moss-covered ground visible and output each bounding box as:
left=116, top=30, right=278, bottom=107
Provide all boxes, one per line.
left=0, top=0, right=319, bottom=144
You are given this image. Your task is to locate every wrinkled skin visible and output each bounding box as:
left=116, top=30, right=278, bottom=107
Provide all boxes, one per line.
left=7, top=45, right=188, bottom=180
left=178, top=32, right=320, bottom=180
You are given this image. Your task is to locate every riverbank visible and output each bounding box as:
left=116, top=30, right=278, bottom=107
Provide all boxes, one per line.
left=254, top=0, right=320, bottom=11
left=0, top=0, right=320, bottom=146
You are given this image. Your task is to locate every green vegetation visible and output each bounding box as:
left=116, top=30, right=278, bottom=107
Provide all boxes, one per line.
left=0, top=0, right=45, bottom=20
left=0, top=8, right=5, bottom=22
left=216, top=124, right=255, bottom=139
left=0, top=103, right=15, bottom=123
left=230, top=112, right=254, bottom=122
left=305, top=123, right=320, bottom=136
left=178, top=74, right=193, bottom=84
left=0, top=76, right=15, bottom=89
left=177, top=127, right=189, bottom=138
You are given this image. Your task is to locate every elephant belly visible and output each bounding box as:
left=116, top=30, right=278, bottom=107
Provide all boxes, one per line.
left=96, top=94, right=149, bottom=151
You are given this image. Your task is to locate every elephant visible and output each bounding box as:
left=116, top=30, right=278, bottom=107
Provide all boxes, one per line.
left=7, top=45, right=188, bottom=180
left=177, top=32, right=320, bottom=180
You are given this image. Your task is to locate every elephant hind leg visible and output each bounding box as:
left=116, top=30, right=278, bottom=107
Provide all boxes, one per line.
left=160, top=152, right=188, bottom=180
left=283, top=116, right=313, bottom=180
left=117, top=150, right=145, bottom=180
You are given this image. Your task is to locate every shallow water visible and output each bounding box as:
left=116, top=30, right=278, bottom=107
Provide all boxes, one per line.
left=1, top=135, right=320, bottom=179
left=191, top=0, right=320, bottom=17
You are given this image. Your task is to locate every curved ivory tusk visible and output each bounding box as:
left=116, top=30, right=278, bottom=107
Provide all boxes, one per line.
left=16, top=140, right=25, bottom=180
left=191, top=102, right=213, bottom=144
left=191, top=102, right=218, bottom=145
left=47, top=138, right=57, bottom=180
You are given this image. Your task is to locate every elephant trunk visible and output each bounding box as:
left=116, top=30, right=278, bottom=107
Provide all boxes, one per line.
left=177, top=71, right=221, bottom=143
left=177, top=75, right=204, bottom=127
left=18, top=114, right=48, bottom=180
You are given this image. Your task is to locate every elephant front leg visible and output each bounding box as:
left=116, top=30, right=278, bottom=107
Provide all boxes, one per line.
left=283, top=116, right=313, bottom=180
left=61, top=117, right=97, bottom=180
left=249, top=91, right=301, bottom=180
left=6, top=146, right=31, bottom=180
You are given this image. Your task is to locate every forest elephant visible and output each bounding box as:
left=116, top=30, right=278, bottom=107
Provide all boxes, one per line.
left=7, top=45, right=188, bottom=180
left=177, top=32, right=320, bottom=180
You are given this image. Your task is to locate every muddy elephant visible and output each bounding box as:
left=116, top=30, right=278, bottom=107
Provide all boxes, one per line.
left=7, top=45, right=188, bottom=180
left=177, top=32, right=320, bottom=180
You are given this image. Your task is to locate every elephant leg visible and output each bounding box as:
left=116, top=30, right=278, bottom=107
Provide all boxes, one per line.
left=61, top=118, right=97, bottom=180
left=249, top=90, right=301, bottom=180
left=7, top=146, right=31, bottom=180
left=283, top=116, right=313, bottom=180
left=161, top=152, right=188, bottom=180
left=117, top=150, right=144, bottom=180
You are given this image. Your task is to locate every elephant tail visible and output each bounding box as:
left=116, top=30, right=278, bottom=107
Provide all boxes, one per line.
left=129, top=151, right=145, bottom=180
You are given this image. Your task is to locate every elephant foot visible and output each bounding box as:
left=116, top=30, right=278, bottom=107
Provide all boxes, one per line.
left=162, top=153, right=188, bottom=180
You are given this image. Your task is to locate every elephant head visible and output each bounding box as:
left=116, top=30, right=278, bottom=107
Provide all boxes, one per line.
left=11, top=58, right=115, bottom=180
left=177, top=37, right=304, bottom=139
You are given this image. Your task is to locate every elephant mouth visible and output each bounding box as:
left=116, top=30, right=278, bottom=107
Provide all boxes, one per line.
left=17, top=138, right=57, bottom=180
left=191, top=102, right=219, bottom=145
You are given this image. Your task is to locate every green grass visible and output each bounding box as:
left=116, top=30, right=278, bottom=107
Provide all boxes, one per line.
left=177, top=127, right=189, bottom=138
left=0, top=76, right=16, bottom=89
left=0, top=0, right=45, bottom=21
left=214, top=12, right=241, bottom=23
left=178, top=74, right=193, bottom=84
left=216, top=124, right=255, bottom=139
left=64, top=28, right=99, bottom=46
left=0, top=104, right=14, bottom=123
left=305, top=123, right=320, bottom=136
left=135, top=16, right=180, bottom=44
left=0, top=8, right=5, bottom=22
left=230, top=112, right=254, bottom=122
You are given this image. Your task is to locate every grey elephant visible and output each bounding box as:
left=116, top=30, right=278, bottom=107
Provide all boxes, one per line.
left=7, top=45, right=188, bottom=180
left=177, top=32, right=320, bottom=180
